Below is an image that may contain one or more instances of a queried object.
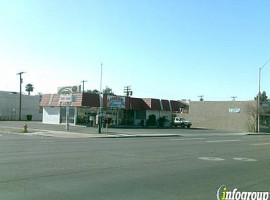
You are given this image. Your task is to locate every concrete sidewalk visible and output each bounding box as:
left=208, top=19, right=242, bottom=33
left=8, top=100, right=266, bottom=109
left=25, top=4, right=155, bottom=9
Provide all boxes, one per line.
left=0, top=121, right=183, bottom=138
left=0, top=121, right=250, bottom=138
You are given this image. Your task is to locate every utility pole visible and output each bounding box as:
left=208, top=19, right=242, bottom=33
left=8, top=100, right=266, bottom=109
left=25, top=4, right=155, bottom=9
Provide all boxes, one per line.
left=124, top=86, right=133, bottom=97
left=198, top=95, right=204, bottom=101
left=231, top=96, right=237, bottom=101
left=81, top=80, right=88, bottom=93
left=124, top=86, right=133, bottom=126
left=17, top=72, right=25, bottom=121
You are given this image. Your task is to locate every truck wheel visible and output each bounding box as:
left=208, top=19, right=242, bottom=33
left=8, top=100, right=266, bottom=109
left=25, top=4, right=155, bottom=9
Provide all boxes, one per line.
left=187, top=125, right=191, bottom=128
left=181, top=124, right=185, bottom=128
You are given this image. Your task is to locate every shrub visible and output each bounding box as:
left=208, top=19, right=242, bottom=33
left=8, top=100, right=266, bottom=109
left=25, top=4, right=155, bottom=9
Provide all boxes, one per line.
left=146, top=114, right=157, bottom=126
left=158, top=116, right=168, bottom=127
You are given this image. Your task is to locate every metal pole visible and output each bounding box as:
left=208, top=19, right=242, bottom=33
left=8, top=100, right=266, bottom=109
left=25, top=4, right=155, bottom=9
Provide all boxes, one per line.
left=19, top=74, right=22, bottom=121
left=100, top=63, right=103, bottom=96
left=258, top=68, right=261, bottom=133
left=66, top=103, right=70, bottom=130
left=98, top=63, right=103, bottom=133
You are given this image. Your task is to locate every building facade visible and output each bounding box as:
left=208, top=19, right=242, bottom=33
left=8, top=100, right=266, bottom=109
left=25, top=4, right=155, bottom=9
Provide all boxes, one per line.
left=179, top=101, right=257, bottom=132
left=0, top=91, right=42, bottom=121
left=40, top=93, right=100, bottom=125
left=40, top=92, right=185, bottom=126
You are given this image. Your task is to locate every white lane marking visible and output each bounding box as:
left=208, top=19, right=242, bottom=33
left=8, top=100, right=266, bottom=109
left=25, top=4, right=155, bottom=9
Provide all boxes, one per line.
left=233, top=157, right=257, bottom=162
left=40, top=140, right=55, bottom=143
left=170, top=138, right=205, bottom=141
left=206, top=140, right=240, bottom=143
left=198, top=157, right=225, bottom=161
left=251, top=143, right=270, bottom=146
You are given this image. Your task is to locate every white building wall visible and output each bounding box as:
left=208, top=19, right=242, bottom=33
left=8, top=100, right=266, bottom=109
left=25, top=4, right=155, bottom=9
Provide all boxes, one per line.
left=146, top=110, right=161, bottom=120
left=0, top=91, right=42, bottom=121
left=43, top=107, right=60, bottom=124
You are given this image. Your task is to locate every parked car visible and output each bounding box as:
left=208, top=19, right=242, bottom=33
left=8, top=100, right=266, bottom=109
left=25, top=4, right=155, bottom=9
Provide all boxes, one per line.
left=173, top=117, right=192, bottom=128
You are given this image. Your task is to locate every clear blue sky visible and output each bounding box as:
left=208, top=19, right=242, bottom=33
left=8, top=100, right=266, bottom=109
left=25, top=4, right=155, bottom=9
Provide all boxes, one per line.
left=0, top=0, right=270, bottom=101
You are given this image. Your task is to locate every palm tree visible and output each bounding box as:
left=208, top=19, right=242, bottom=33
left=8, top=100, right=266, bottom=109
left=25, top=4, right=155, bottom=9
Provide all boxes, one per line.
left=103, top=86, right=114, bottom=95
left=25, top=83, right=34, bottom=95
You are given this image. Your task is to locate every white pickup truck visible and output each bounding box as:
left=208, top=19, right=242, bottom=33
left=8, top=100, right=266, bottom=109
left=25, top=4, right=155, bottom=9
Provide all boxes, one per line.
left=173, top=117, right=192, bottom=128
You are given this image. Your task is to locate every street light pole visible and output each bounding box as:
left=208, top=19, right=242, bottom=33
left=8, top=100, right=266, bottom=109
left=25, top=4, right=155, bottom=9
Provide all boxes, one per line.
left=257, top=58, right=270, bottom=133
left=98, top=63, right=103, bottom=134
left=17, top=72, right=25, bottom=121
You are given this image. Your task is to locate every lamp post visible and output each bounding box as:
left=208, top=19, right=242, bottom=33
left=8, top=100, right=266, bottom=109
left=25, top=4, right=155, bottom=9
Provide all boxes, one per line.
left=257, top=58, right=270, bottom=133
left=98, top=63, right=103, bottom=134
left=17, top=72, right=25, bottom=121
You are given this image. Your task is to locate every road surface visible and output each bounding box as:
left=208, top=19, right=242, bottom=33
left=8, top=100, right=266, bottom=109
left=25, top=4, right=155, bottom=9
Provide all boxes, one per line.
left=0, top=131, right=269, bottom=200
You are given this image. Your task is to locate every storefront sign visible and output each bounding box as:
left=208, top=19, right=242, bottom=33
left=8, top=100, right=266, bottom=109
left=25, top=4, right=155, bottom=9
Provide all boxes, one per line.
left=262, top=103, right=269, bottom=108
left=107, top=95, right=125, bottom=108
left=60, top=94, right=73, bottom=103
left=229, top=108, right=241, bottom=113
left=58, top=86, right=81, bottom=94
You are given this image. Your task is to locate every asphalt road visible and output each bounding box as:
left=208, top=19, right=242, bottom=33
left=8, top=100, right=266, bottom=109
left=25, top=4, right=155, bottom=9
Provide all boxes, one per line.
left=0, top=131, right=269, bottom=200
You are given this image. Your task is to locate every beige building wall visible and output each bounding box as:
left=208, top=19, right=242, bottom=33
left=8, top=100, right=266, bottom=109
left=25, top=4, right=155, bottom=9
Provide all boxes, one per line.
left=179, top=101, right=256, bottom=132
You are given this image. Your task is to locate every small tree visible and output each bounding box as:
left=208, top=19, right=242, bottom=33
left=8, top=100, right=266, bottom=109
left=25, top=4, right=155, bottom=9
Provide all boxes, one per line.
left=244, top=103, right=257, bottom=132
left=103, top=86, right=114, bottom=95
left=146, top=114, right=157, bottom=126
left=85, top=87, right=115, bottom=95
left=158, top=116, right=168, bottom=127
left=85, top=89, right=99, bottom=94
left=255, top=91, right=269, bottom=102
left=25, top=84, right=34, bottom=95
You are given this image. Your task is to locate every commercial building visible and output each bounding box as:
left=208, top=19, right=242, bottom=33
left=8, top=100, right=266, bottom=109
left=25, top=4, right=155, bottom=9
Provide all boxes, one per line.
left=0, top=91, right=42, bottom=121
left=40, top=86, right=270, bottom=132
left=40, top=93, right=100, bottom=125
left=179, top=100, right=259, bottom=132
left=40, top=89, right=186, bottom=126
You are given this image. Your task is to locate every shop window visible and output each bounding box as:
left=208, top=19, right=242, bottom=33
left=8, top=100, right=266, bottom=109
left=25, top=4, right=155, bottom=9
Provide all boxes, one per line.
left=60, top=107, right=75, bottom=124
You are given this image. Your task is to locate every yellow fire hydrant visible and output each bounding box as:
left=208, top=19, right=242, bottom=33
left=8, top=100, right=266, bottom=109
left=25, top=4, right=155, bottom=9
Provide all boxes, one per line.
left=23, top=124, right=28, bottom=133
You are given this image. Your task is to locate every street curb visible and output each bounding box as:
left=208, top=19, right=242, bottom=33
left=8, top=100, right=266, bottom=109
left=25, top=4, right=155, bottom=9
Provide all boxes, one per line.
left=99, top=134, right=182, bottom=139
left=246, top=133, right=270, bottom=136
